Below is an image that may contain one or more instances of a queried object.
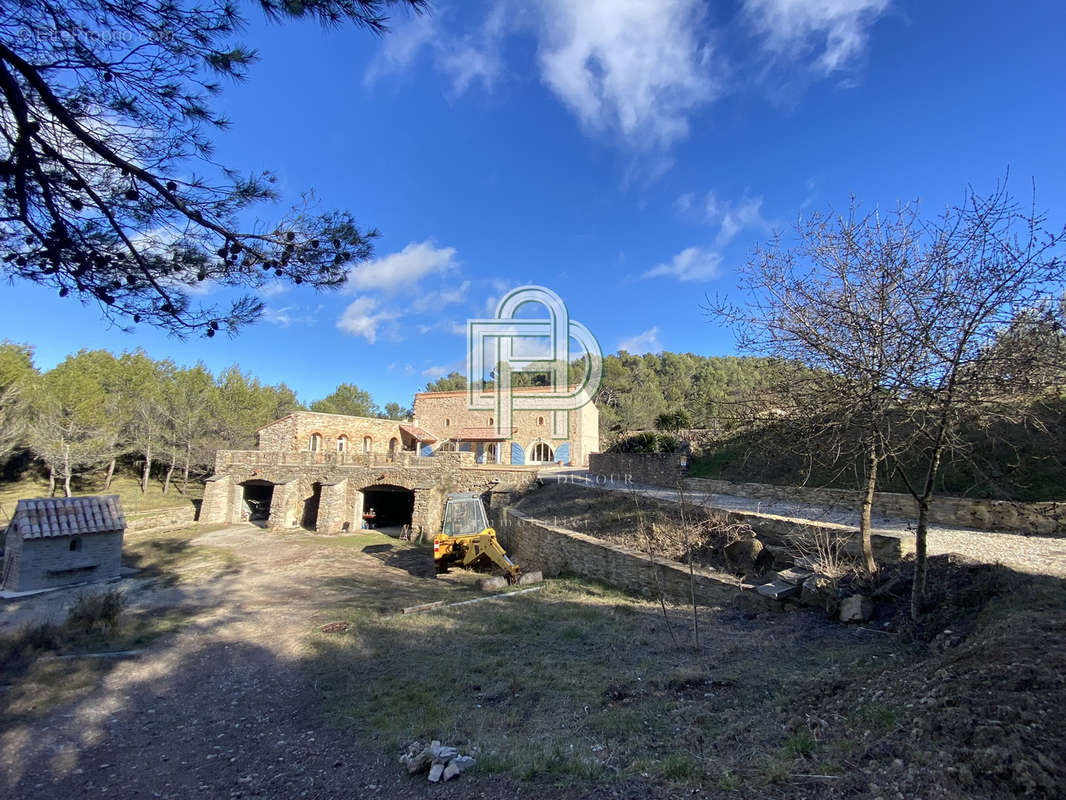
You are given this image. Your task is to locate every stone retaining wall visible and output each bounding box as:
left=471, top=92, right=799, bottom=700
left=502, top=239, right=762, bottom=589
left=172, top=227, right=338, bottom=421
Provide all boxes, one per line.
left=497, top=508, right=753, bottom=606
left=588, top=452, right=684, bottom=487
left=125, top=505, right=197, bottom=533
left=684, top=478, right=1063, bottom=536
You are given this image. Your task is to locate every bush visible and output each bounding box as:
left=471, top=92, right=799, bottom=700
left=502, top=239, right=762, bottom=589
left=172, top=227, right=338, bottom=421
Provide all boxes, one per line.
left=609, top=432, right=681, bottom=454
left=66, top=588, right=125, bottom=635
left=0, top=622, right=63, bottom=671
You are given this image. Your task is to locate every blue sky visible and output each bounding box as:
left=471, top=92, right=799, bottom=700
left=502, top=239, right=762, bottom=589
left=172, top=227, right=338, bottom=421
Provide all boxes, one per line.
left=3, top=0, right=1064, bottom=410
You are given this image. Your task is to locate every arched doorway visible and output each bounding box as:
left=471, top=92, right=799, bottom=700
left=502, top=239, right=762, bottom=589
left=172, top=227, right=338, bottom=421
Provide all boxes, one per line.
left=529, top=441, right=554, bottom=463
left=360, top=484, right=415, bottom=534
left=241, top=479, right=274, bottom=526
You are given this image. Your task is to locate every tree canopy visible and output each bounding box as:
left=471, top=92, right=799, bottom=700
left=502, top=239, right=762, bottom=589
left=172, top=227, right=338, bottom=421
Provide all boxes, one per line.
left=0, top=0, right=425, bottom=336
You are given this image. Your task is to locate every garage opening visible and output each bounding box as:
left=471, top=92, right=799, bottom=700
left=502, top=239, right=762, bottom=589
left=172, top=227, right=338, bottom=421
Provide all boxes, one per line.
left=360, top=484, right=414, bottom=534
left=241, top=480, right=274, bottom=526
left=301, top=482, right=322, bottom=530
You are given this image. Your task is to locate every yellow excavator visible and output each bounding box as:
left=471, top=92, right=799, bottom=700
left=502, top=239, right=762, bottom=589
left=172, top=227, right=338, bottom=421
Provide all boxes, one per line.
left=433, top=492, right=521, bottom=583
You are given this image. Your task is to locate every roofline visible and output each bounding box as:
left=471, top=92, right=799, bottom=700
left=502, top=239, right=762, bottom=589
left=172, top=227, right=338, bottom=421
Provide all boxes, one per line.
left=414, top=386, right=586, bottom=400
left=256, top=410, right=412, bottom=431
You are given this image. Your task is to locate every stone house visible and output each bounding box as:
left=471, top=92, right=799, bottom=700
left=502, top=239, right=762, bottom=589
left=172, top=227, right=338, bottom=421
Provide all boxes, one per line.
left=1, top=495, right=125, bottom=593
left=412, top=388, right=599, bottom=466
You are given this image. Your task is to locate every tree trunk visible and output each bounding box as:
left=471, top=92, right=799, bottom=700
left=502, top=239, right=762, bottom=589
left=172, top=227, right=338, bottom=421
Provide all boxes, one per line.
left=860, top=444, right=878, bottom=574
left=62, top=442, right=72, bottom=498
left=141, top=445, right=152, bottom=494
left=48, top=466, right=55, bottom=497
left=103, top=458, right=116, bottom=490
left=911, top=497, right=930, bottom=621
left=181, top=441, right=191, bottom=495
left=162, top=454, right=176, bottom=495
left=910, top=442, right=945, bottom=620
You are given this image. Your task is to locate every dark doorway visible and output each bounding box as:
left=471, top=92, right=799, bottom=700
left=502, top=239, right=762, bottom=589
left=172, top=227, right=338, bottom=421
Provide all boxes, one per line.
left=361, top=485, right=415, bottom=532
left=301, top=482, right=322, bottom=530
left=242, top=480, right=274, bottom=525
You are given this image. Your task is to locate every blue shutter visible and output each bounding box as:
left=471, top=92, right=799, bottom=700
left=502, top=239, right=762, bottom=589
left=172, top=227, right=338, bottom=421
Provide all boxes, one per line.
left=421, top=445, right=433, bottom=457
left=459, top=442, right=472, bottom=452
left=511, top=442, right=525, bottom=465
left=555, top=442, right=570, bottom=464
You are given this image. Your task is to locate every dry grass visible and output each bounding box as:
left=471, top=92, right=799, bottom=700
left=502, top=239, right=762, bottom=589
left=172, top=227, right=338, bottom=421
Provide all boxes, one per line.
left=303, top=577, right=902, bottom=788
left=0, top=474, right=200, bottom=525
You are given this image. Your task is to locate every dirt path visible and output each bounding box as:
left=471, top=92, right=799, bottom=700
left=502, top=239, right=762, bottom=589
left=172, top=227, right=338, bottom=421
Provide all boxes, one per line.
left=555, top=473, right=1066, bottom=578
left=0, top=525, right=529, bottom=800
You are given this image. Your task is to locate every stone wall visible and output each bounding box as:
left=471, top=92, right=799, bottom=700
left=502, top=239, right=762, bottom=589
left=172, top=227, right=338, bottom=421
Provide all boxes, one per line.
left=3, top=529, right=123, bottom=592
left=200, top=459, right=538, bottom=537
left=125, top=506, right=197, bottom=533
left=588, top=452, right=685, bottom=487
left=497, top=508, right=753, bottom=606
left=685, top=478, right=1064, bottom=536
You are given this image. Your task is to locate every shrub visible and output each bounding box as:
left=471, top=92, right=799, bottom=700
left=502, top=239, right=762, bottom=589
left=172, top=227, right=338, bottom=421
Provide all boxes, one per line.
left=66, top=588, right=125, bottom=635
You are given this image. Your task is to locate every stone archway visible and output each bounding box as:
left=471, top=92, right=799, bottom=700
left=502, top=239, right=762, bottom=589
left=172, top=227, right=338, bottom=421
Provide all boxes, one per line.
left=359, top=484, right=415, bottom=533
left=240, top=479, right=274, bottom=526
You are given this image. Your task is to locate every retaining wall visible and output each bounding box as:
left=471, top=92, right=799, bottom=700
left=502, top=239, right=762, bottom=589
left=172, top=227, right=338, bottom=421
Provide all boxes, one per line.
left=684, top=478, right=1063, bottom=537
left=588, top=452, right=684, bottom=487
left=498, top=508, right=755, bottom=606
left=125, top=505, right=197, bottom=533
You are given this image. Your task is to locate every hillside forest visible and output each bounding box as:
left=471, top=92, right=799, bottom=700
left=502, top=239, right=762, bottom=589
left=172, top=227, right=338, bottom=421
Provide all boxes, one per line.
left=1, top=342, right=1063, bottom=502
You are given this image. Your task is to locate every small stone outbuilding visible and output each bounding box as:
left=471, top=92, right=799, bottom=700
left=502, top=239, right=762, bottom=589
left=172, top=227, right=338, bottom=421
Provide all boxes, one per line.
left=1, top=495, right=125, bottom=593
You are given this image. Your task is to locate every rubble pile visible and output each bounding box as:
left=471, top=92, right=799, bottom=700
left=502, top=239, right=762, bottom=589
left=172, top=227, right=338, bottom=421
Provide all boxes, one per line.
left=399, top=740, right=476, bottom=783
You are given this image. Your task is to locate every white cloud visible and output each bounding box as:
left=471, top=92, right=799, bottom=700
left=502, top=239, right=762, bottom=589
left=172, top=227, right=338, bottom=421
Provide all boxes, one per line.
left=643, top=246, right=723, bottom=282
left=533, top=0, right=720, bottom=149
left=742, top=0, right=890, bottom=74
left=365, top=9, right=504, bottom=94
left=710, top=193, right=769, bottom=247
left=257, top=282, right=288, bottom=298
left=364, top=13, right=439, bottom=85
left=412, top=280, right=472, bottom=313
left=336, top=296, right=399, bottom=342
left=345, top=241, right=458, bottom=293
left=618, top=326, right=663, bottom=355
left=261, top=305, right=318, bottom=328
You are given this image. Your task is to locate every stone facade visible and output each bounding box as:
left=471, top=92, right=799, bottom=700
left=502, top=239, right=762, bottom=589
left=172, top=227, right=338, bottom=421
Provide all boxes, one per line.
left=413, top=389, right=599, bottom=466
left=257, top=411, right=410, bottom=458
left=200, top=456, right=537, bottom=538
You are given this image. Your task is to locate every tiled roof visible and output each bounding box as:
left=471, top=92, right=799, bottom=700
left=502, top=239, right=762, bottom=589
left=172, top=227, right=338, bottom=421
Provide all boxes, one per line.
left=399, top=424, right=438, bottom=443
left=454, top=427, right=514, bottom=441
left=8, top=495, right=126, bottom=539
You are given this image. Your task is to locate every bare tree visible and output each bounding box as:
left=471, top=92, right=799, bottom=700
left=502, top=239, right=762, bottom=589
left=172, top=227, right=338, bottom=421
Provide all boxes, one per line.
left=706, top=202, right=928, bottom=573
left=890, top=182, right=1065, bottom=618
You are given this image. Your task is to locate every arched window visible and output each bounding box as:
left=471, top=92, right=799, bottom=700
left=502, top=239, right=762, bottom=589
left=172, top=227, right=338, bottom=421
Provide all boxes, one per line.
left=530, top=441, right=554, bottom=463
left=69, top=536, right=82, bottom=552
left=362, top=435, right=372, bottom=453
left=445, top=418, right=450, bottom=427
left=489, top=417, right=494, bottom=426
left=438, top=440, right=457, bottom=452
left=537, top=416, right=545, bottom=425
left=308, top=433, right=322, bottom=452
left=388, top=437, right=398, bottom=457
left=336, top=435, right=348, bottom=453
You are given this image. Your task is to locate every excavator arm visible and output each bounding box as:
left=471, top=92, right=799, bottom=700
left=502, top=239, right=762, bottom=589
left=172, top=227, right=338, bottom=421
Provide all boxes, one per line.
left=433, top=493, right=522, bottom=583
